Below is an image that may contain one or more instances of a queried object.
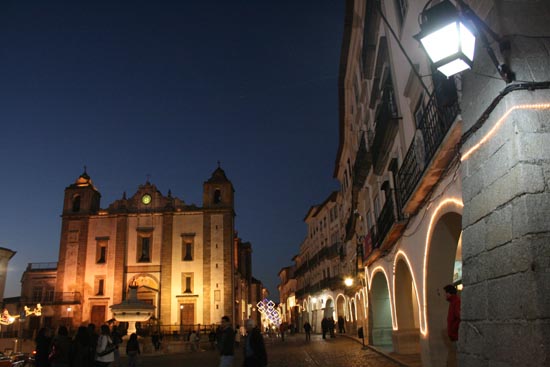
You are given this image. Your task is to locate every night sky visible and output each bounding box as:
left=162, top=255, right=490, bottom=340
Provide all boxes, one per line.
left=0, top=1, right=344, bottom=298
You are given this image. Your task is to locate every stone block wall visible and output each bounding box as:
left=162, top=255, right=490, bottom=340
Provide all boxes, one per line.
left=460, top=3, right=550, bottom=366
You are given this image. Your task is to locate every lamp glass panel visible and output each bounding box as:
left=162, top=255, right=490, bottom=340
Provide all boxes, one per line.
left=420, top=22, right=459, bottom=63
left=437, top=58, right=471, bottom=77
left=459, top=22, right=476, bottom=62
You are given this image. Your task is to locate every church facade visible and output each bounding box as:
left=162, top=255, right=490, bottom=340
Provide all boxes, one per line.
left=21, top=166, right=246, bottom=333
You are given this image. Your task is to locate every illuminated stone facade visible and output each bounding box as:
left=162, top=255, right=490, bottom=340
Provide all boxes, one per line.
left=21, top=166, right=243, bottom=332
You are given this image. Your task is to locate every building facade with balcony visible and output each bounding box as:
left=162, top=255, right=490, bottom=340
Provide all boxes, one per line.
left=334, top=0, right=464, bottom=365
left=19, top=166, right=262, bottom=335
left=276, top=266, right=296, bottom=329
left=290, top=191, right=365, bottom=335
left=336, top=1, right=550, bottom=366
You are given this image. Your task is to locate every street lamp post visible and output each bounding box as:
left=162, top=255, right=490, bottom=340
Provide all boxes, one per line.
left=66, top=307, right=72, bottom=331
left=414, top=0, right=514, bottom=82
left=179, top=304, right=184, bottom=338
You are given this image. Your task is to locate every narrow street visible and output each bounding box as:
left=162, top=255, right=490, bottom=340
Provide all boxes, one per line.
left=121, top=334, right=404, bottom=367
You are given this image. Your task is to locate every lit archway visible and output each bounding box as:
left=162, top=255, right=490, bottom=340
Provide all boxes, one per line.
left=324, top=297, right=334, bottom=319
left=369, top=271, right=394, bottom=350
left=425, top=211, right=462, bottom=367
left=394, top=258, right=421, bottom=354
left=336, top=294, right=346, bottom=320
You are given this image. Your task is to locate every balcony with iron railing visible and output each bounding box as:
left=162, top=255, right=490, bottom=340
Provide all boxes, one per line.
left=294, top=262, right=309, bottom=277
left=363, top=225, right=378, bottom=260
left=22, top=292, right=82, bottom=306
left=26, top=262, right=58, bottom=271
left=294, top=242, right=340, bottom=277
left=319, top=276, right=345, bottom=291
left=396, top=82, right=461, bottom=215
left=294, top=276, right=346, bottom=300
left=353, top=135, right=371, bottom=190
left=365, top=189, right=407, bottom=265
left=371, top=85, right=401, bottom=175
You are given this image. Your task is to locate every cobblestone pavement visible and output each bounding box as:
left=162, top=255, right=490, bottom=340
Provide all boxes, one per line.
left=122, top=334, right=403, bottom=367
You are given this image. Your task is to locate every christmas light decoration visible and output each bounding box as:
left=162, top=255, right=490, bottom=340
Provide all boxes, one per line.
left=256, top=299, right=281, bottom=326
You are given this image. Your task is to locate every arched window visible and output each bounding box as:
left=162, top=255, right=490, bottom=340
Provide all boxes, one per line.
left=72, top=195, right=81, bottom=212
left=138, top=236, right=151, bottom=262
left=213, top=189, right=221, bottom=204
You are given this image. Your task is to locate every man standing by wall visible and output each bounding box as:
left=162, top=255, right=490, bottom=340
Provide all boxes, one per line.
left=444, top=284, right=461, bottom=367
left=218, top=316, right=235, bottom=367
left=243, top=318, right=267, bottom=367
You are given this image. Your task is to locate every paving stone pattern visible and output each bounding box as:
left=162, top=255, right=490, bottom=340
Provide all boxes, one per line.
left=122, top=334, right=402, bottom=367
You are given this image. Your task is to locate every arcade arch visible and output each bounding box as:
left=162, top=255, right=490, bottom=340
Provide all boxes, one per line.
left=336, top=294, right=346, bottom=320
left=425, top=211, right=462, bottom=367
left=393, top=258, right=421, bottom=354
left=369, top=271, right=393, bottom=350
left=324, top=297, right=334, bottom=319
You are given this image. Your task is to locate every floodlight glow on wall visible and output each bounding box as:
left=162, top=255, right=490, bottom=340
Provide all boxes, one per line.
left=415, top=0, right=514, bottom=83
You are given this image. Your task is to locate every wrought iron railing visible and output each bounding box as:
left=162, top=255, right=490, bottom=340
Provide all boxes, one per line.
left=396, top=88, right=460, bottom=208
left=22, top=292, right=81, bottom=305
left=363, top=225, right=379, bottom=260
left=294, top=262, right=309, bottom=277
left=297, top=243, right=340, bottom=276
left=326, top=243, right=340, bottom=259
left=371, top=86, right=400, bottom=174
left=320, top=276, right=344, bottom=290
left=353, top=135, right=371, bottom=189
left=295, top=276, right=344, bottom=299
left=26, top=262, right=58, bottom=271
left=375, top=190, right=400, bottom=248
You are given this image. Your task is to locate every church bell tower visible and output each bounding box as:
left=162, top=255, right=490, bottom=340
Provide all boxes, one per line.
left=203, top=164, right=234, bottom=210
left=62, top=168, right=101, bottom=215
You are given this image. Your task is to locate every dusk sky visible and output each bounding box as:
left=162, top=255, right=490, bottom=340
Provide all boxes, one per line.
left=0, top=1, right=344, bottom=298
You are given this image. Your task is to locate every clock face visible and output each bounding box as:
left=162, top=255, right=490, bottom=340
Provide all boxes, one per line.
left=141, top=194, right=152, bottom=205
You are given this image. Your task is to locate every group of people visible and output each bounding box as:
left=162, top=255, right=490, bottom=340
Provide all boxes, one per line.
left=32, top=285, right=459, bottom=367
left=217, top=316, right=267, bottom=367
left=35, top=323, right=141, bottom=367
left=320, top=317, right=336, bottom=339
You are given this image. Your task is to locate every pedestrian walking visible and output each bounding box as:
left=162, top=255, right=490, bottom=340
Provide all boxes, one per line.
left=234, top=325, right=241, bottom=348
left=70, top=326, right=91, bottom=367
left=189, top=330, right=200, bottom=351
left=337, top=316, right=346, bottom=334
left=303, top=321, right=312, bottom=342
left=243, top=318, right=267, bottom=367
left=209, top=329, right=217, bottom=350
left=50, top=326, right=72, bottom=367
left=321, top=318, right=328, bottom=339
left=87, top=323, right=99, bottom=366
left=218, top=315, right=235, bottom=367
left=279, top=322, right=287, bottom=342
left=95, top=324, right=115, bottom=367
left=110, top=325, right=123, bottom=367
left=126, top=333, right=141, bottom=367
left=329, top=318, right=336, bottom=338
left=35, top=327, right=52, bottom=367
left=151, top=331, right=161, bottom=351
left=444, top=284, right=461, bottom=367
